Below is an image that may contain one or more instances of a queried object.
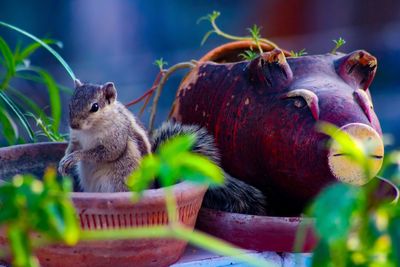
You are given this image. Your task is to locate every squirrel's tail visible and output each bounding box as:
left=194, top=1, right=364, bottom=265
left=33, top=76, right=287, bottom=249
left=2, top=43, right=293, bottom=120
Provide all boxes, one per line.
left=151, top=121, right=266, bottom=215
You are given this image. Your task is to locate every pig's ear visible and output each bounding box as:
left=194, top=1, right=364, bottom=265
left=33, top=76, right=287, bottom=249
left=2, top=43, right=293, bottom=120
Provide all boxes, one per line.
left=335, top=50, right=377, bottom=90
left=248, top=49, right=293, bottom=92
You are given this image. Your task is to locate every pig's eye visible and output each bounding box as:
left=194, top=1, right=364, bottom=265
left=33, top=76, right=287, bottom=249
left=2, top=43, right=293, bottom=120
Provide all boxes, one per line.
left=292, top=97, right=306, bottom=108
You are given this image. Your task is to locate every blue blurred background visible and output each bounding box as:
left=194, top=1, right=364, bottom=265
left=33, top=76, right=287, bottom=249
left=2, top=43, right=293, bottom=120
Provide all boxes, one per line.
left=1, top=0, right=400, bottom=148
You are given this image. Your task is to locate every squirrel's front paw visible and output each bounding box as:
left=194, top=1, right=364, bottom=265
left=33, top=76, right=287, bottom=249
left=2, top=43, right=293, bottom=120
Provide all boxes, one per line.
left=58, top=152, right=81, bottom=176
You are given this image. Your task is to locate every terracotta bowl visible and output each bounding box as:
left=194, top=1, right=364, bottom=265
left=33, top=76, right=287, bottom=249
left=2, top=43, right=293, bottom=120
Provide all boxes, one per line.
left=0, top=142, right=207, bottom=267
left=195, top=176, right=399, bottom=253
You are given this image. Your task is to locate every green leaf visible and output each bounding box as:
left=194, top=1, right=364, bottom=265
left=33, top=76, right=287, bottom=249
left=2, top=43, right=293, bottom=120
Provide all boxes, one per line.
left=317, top=122, right=366, bottom=165
left=8, top=225, right=38, bottom=267
left=311, top=183, right=365, bottom=244
left=239, top=50, right=259, bottom=61
left=159, top=134, right=196, bottom=159
left=311, top=240, right=333, bottom=267
left=0, top=21, right=76, bottom=80
left=0, top=36, right=16, bottom=86
left=14, top=67, right=61, bottom=132
left=16, top=39, right=62, bottom=63
left=0, top=91, right=34, bottom=140
left=331, top=37, right=346, bottom=54
left=388, top=216, right=400, bottom=265
left=153, top=58, right=168, bottom=71
left=127, top=155, right=159, bottom=195
left=35, top=68, right=61, bottom=132
left=0, top=105, right=18, bottom=144
left=15, top=72, right=72, bottom=94
left=178, top=153, right=223, bottom=184
left=7, top=86, right=49, bottom=125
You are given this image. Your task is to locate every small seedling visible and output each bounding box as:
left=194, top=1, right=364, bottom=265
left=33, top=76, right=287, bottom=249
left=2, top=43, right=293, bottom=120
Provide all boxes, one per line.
left=331, top=37, right=346, bottom=54
left=290, top=48, right=308, bottom=58
left=153, top=58, right=168, bottom=71
left=239, top=50, right=259, bottom=61
left=247, top=25, right=263, bottom=53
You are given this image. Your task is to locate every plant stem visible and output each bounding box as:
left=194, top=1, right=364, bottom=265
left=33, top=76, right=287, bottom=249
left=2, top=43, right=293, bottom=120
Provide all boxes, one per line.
left=210, top=19, right=278, bottom=49
left=165, top=186, right=178, bottom=223
left=80, top=226, right=175, bottom=241
left=148, top=62, right=196, bottom=132
left=173, top=225, right=269, bottom=267
left=125, top=71, right=165, bottom=108
left=79, top=223, right=270, bottom=267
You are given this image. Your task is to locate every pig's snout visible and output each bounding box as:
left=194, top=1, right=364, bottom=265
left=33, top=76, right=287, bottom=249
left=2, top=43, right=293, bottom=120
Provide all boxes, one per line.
left=328, top=123, right=384, bottom=185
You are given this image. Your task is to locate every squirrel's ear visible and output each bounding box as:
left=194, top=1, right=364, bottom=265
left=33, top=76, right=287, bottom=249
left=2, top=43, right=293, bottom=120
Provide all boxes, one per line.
left=74, top=79, right=83, bottom=88
left=102, top=82, right=117, bottom=104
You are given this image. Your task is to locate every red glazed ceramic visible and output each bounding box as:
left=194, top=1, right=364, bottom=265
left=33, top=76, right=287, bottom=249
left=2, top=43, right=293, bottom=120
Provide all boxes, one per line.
left=195, top=176, right=399, bottom=252
left=171, top=41, right=384, bottom=215
left=0, top=142, right=207, bottom=267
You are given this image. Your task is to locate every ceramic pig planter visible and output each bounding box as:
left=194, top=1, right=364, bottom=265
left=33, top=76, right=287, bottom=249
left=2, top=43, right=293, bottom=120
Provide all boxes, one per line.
left=171, top=42, right=384, bottom=215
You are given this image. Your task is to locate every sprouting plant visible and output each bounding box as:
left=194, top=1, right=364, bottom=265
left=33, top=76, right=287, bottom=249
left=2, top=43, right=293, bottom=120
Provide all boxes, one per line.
left=26, top=112, right=66, bottom=142
left=153, top=58, right=168, bottom=71
left=331, top=37, right=346, bottom=54
left=247, top=24, right=263, bottom=53
left=197, top=10, right=278, bottom=49
left=0, top=168, right=79, bottom=267
left=290, top=48, right=308, bottom=58
left=239, top=49, right=259, bottom=61
left=0, top=21, right=76, bottom=146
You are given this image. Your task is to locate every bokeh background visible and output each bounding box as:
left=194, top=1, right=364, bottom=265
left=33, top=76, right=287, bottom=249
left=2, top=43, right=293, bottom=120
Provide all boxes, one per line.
left=0, top=0, right=399, bottom=147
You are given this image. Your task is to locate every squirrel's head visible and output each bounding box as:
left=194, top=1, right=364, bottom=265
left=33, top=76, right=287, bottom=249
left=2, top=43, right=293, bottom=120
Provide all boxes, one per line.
left=69, top=79, right=117, bottom=130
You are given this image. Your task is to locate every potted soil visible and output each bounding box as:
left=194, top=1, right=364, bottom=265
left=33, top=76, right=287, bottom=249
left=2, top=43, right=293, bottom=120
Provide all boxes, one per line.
left=0, top=142, right=207, bottom=267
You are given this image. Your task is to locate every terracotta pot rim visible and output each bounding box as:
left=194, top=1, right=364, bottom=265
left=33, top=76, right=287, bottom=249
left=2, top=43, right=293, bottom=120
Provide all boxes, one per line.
left=0, top=141, right=208, bottom=202
left=70, top=182, right=206, bottom=199
left=199, top=40, right=291, bottom=63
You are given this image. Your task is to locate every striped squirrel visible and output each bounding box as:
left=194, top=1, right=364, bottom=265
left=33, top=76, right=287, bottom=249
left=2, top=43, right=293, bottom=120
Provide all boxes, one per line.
left=59, top=80, right=266, bottom=215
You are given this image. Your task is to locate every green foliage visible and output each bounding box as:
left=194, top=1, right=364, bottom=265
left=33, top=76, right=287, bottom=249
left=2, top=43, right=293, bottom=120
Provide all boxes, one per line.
left=0, top=23, right=71, bottom=145
left=0, top=21, right=75, bottom=80
left=331, top=37, right=346, bottom=54
left=247, top=25, right=263, bottom=53
left=303, top=122, right=400, bottom=266
left=153, top=58, right=168, bottom=71
left=0, top=168, right=79, bottom=267
left=290, top=48, right=308, bottom=58
left=239, top=49, right=259, bottom=61
left=127, top=134, right=223, bottom=200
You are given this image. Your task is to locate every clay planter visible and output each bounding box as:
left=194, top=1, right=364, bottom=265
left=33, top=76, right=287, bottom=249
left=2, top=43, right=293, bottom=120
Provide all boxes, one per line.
left=0, top=142, right=207, bottom=267
left=195, top=177, right=399, bottom=252
left=171, top=41, right=384, bottom=215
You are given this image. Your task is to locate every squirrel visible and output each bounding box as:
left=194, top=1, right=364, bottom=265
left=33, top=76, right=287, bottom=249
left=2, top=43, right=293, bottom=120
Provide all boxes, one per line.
left=59, top=80, right=266, bottom=215
left=58, top=80, right=151, bottom=192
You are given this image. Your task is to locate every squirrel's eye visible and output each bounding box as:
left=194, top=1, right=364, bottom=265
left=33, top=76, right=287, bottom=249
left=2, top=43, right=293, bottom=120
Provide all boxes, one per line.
left=293, top=97, right=306, bottom=108
left=90, top=103, right=99, bottom=112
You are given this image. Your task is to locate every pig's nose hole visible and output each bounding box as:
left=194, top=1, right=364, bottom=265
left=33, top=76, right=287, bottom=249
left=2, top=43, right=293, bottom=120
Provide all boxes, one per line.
left=328, top=123, right=384, bottom=185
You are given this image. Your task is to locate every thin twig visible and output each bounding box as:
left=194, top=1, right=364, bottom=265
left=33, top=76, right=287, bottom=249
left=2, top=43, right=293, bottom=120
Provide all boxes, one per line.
left=148, top=62, right=196, bottom=132
left=125, top=71, right=165, bottom=108
left=210, top=18, right=279, bottom=49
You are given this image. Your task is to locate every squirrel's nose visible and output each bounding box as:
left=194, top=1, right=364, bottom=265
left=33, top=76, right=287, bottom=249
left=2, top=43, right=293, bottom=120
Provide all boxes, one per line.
left=70, top=121, right=80, bottom=130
